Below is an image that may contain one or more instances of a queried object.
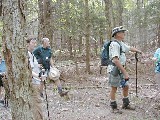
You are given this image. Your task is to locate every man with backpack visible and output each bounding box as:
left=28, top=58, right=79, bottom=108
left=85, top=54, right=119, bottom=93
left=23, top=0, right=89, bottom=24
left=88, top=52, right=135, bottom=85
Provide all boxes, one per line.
left=33, top=38, right=68, bottom=97
left=107, top=26, right=142, bottom=113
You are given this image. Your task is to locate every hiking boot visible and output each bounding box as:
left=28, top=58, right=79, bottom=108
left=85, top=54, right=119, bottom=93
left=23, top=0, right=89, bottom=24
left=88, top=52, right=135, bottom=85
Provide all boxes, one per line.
left=110, top=101, right=123, bottom=114
left=59, top=91, right=68, bottom=97
left=110, top=101, right=117, bottom=109
left=122, top=98, right=135, bottom=110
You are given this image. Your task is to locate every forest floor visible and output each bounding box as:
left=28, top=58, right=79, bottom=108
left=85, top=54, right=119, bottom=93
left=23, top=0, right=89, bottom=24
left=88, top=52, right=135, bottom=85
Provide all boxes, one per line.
left=0, top=57, right=160, bottom=120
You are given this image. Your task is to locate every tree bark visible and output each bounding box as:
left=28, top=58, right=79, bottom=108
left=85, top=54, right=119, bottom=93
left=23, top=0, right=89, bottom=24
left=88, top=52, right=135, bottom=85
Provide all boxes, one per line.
left=2, top=0, right=36, bottom=119
left=116, top=0, right=123, bottom=26
left=104, top=0, right=112, bottom=40
left=84, top=0, right=90, bottom=73
left=38, top=0, right=44, bottom=42
left=157, top=24, right=160, bottom=47
left=38, top=0, right=54, bottom=47
left=78, top=35, right=83, bottom=54
left=68, top=36, right=73, bottom=58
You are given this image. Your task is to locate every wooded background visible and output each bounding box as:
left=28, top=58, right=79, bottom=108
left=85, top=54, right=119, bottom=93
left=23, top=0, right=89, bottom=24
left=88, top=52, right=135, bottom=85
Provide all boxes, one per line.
left=0, top=0, right=160, bottom=119
left=1, top=0, right=160, bottom=71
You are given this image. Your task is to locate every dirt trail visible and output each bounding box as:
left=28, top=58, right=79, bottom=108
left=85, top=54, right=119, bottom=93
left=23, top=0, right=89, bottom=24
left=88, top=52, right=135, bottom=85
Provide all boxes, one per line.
left=0, top=60, right=160, bottom=120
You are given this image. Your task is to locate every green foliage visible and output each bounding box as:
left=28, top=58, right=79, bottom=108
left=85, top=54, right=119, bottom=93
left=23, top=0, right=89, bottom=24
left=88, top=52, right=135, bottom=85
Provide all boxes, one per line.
left=124, top=0, right=136, bottom=11
left=145, top=0, right=160, bottom=24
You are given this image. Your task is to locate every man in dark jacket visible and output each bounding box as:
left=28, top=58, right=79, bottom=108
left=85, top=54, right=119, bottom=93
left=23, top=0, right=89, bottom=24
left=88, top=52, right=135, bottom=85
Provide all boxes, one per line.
left=33, top=38, right=68, bottom=97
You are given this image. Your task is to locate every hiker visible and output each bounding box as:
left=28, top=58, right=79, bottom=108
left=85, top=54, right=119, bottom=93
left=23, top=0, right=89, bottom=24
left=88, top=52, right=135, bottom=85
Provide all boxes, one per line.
left=0, top=53, right=6, bottom=106
left=33, top=37, right=68, bottom=97
left=108, top=26, right=143, bottom=113
left=27, top=36, right=47, bottom=120
left=153, top=48, right=160, bottom=89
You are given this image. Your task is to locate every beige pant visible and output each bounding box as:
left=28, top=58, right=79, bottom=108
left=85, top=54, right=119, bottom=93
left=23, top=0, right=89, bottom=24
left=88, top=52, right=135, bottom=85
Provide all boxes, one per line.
left=155, top=73, right=160, bottom=90
left=31, top=84, right=43, bottom=120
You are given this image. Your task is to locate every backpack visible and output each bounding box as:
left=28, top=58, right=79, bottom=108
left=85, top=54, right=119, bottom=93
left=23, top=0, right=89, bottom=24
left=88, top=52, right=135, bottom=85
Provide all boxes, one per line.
left=33, top=46, right=51, bottom=70
left=101, top=40, right=122, bottom=66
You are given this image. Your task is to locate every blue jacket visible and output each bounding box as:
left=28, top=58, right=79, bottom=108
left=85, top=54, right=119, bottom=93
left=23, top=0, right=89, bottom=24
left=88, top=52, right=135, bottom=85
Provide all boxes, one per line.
left=154, top=48, right=160, bottom=73
left=0, top=60, right=6, bottom=73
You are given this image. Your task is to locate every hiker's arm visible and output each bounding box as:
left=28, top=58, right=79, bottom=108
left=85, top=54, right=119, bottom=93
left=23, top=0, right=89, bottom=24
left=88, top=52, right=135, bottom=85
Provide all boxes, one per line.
left=113, top=57, right=129, bottom=79
left=33, top=48, right=39, bottom=59
left=32, top=71, right=40, bottom=80
left=130, top=47, right=142, bottom=54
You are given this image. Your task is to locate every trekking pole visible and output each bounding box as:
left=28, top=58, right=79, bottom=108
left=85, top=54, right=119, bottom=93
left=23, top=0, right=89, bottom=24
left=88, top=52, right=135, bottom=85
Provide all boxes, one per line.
left=135, top=52, right=138, bottom=97
left=42, top=69, right=50, bottom=120
left=4, top=93, right=8, bottom=108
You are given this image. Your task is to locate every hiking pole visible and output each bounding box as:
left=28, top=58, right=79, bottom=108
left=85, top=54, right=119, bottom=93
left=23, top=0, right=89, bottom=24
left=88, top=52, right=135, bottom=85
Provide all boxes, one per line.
left=135, top=52, right=138, bottom=97
left=42, top=69, right=50, bottom=120
left=4, top=93, right=8, bottom=108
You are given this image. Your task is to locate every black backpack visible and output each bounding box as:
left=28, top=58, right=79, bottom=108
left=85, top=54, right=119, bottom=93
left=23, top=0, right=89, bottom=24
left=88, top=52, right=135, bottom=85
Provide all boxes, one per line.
left=101, top=40, right=123, bottom=66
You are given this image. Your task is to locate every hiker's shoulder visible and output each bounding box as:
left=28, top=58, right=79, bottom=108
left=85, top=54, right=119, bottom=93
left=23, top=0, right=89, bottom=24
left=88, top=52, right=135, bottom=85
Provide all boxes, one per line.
left=110, top=40, right=120, bottom=47
left=33, top=46, right=42, bottom=52
left=36, top=45, right=42, bottom=49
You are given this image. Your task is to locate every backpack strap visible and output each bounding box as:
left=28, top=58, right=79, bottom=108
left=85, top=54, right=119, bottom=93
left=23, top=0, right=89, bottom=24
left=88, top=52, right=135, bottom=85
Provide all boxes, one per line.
left=112, top=40, right=124, bottom=55
left=109, top=40, right=124, bottom=66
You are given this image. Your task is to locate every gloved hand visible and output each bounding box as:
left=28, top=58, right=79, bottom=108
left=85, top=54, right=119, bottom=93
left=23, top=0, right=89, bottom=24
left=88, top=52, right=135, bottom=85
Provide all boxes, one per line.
left=120, top=78, right=129, bottom=88
left=41, top=74, right=47, bottom=81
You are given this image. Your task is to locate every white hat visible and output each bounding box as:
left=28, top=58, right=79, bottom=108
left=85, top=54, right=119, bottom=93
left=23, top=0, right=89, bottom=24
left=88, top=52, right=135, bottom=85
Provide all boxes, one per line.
left=112, top=26, right=127, bottom=37
left=48, top=67, right=60, bottom=80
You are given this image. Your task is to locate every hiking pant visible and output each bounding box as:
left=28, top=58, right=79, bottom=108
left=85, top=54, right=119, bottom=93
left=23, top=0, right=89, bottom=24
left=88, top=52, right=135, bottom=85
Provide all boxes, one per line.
left=31, top=84, right=43, bottom=120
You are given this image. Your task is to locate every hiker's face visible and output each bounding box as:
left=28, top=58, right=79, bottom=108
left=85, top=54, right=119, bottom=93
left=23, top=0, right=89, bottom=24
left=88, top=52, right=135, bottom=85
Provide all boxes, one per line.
left=29, top=39, right=37, bottom=50
left=44, top=38, right=50, bottom=48
left=117, top=31, right=125, bottom=40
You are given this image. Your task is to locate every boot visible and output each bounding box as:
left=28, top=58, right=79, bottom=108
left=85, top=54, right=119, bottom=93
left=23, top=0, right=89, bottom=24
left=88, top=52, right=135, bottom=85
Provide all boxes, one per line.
left=122, top=98, right=135, bottom=110
left=59, top=91, right=68, bottom=97
left=110, top=101, right=122, bottom=114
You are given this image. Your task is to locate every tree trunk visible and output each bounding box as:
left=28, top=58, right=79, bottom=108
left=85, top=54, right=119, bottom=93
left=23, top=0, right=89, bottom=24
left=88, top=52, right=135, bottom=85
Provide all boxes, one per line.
left=0, top=0, right=2, bottom=16
left=2, top=0, right=35, bottom=119
left=38, top=0, right=44, bottom=42
left=94, top=40, right=98, bottom=56
left=68, top=36, right=73, bottom=58
left=84, top=0, right=90, bottom=73
left=116, top=0, right=123, bottom=26
left=38, top=0, right=54, bottom=47
left=137, top=0, right=142, bottom=47
left=104, top=0, right=112, bottom=40
left=78, top=35, right=83, bottom=54
left=157, top=24, right=160, bottom=47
